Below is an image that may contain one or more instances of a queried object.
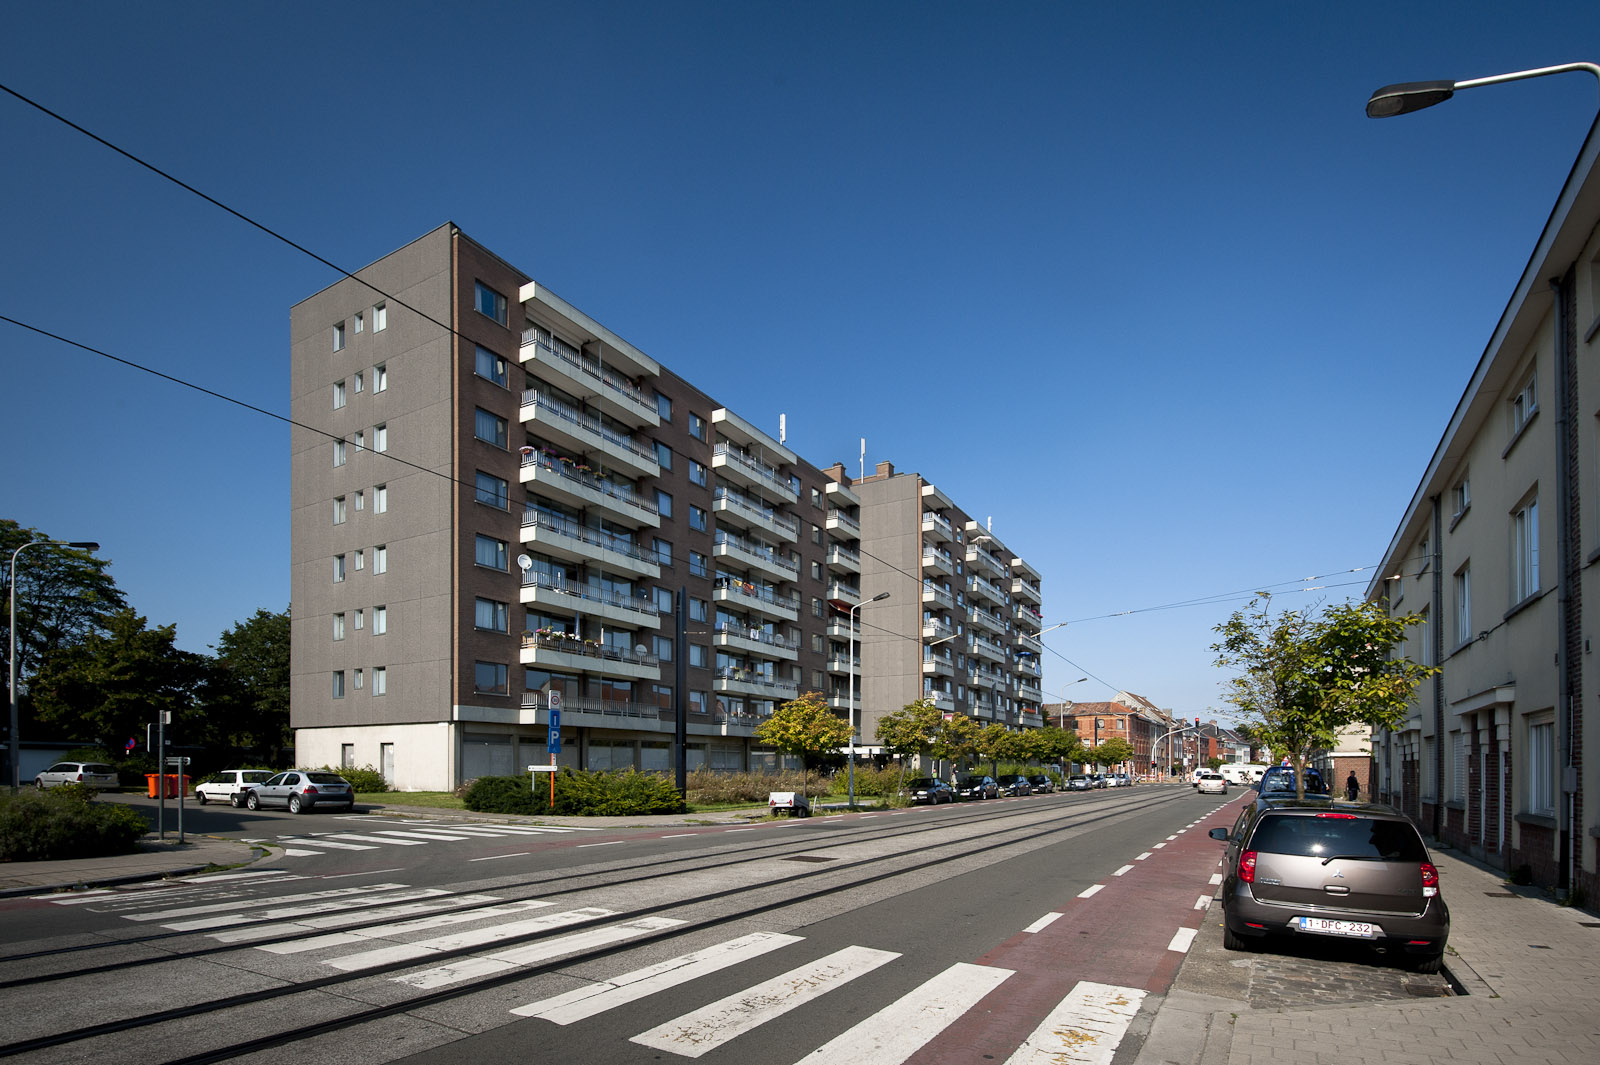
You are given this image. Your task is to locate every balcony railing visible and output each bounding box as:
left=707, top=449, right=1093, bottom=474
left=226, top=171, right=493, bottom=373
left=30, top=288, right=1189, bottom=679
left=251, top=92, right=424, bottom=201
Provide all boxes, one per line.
left=711, top=486, right=800, bottom=536
left=520, top=631, right=660, bottom=669
left=521, top=511, right=660, bottom=568
left=521, top=389, right=658, bottom=467
left=519, top=692, right=664, bottom=719
left=713, top=621, right=799, bottom=653
left=713, top=667, right=799, bottom=699
left=521, top=327, right=650, bottom=411
left=520, top=450, right=658, bottom=519
left=713, top=442, right=791, bottom=496
left=713, top=576, right=800, bottom=613
left=826, top=508, right=861, bottom=534
left=714, top=530, right=799, bottom=575
left=519, top=572, right=661, bottom=617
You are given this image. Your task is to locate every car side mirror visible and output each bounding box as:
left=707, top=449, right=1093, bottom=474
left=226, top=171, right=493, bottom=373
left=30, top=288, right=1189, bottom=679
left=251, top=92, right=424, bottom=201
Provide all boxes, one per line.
left=1208, top=827, right=1229, bottom=841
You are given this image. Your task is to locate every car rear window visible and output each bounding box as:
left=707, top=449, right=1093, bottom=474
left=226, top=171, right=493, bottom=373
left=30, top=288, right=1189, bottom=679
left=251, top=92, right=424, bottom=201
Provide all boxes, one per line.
left=1250, top=814, right=1426, bottom=861
left=306, top=773, right=350, bottom=785
left=905, top=778, right=937, bottom=788
left=241, top=771, right=272, bottom=783
left=85, top=764, right=116, bottom=774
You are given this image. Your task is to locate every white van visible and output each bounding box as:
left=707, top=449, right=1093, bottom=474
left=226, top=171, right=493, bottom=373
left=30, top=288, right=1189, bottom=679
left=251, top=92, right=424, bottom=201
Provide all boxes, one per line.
left=1219, top=763, right=1267, bottom=786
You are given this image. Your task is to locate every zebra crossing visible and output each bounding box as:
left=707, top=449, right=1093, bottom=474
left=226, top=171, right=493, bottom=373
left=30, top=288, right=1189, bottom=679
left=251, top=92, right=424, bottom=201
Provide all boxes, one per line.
left=243, top=816, right=601, bottom=857
left=42, top=868, right=1152, bottom=1064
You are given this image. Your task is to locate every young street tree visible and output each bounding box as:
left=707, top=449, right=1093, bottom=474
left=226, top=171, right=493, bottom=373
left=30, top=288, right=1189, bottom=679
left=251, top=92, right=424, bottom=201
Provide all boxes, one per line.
left=1212, top=594, right=1436, bottom=799
left=208, top=606, right=291, bottom=757
left=874, top=698, right=941, bottom=786
left=756, top=691, right=852, bottom=785
left=1087, top=736, right=1135, bottom=773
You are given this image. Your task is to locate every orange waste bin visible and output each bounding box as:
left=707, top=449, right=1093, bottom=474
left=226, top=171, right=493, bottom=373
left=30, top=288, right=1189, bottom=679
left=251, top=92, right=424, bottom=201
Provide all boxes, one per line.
left=146, top=774, right=160, bottom=798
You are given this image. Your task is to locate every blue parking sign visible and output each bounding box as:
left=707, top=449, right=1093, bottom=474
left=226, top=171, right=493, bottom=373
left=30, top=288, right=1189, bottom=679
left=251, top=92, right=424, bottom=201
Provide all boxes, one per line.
left=548, top=708, right=561, bottom=754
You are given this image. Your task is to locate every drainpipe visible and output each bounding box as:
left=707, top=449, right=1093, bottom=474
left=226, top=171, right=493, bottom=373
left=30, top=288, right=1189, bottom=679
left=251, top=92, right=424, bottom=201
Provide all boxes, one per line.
left=1551, top=274, right=1575, bottom=891
left=1431, top=495, right=1444, bottom=840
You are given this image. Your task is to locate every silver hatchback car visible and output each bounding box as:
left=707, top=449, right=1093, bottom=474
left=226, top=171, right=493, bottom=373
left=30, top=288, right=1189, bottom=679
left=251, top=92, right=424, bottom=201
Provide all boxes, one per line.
left=242, top=770, right=355, bottom=814
left=1209, top=800, right=1448, bottom=972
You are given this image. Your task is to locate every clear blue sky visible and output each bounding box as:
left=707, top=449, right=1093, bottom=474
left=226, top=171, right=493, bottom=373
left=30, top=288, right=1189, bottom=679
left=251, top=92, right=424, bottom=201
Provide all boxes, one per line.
left=4, top=1, right=1599, bottom=719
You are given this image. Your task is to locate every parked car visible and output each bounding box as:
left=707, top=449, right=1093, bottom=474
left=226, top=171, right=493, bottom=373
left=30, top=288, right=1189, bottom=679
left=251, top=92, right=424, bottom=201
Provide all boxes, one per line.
left=1064, top=775, right=1092, bottom=791
left=996, top=774, right=1033, bottom=796
left=195, top=769, right=275, bottom=806
left=34, top=761, right=119, bottom=790
left=240, top=770, right=355, bottom=814
left=1112, top=773, right=1134, bottom=787
left=1254, top=765, right=1331, bottom=800
left=1195, top=770, right=1228, bottom=795
left=954, top=774, right=1000, bottom=800
left=901, top=777, right=956, bottom=805
left=1027, top=774, right=1055, bottom=794
left=1089, top=773, right=1108, bottom=789
left=1209, top=800, right=1448, bottom=972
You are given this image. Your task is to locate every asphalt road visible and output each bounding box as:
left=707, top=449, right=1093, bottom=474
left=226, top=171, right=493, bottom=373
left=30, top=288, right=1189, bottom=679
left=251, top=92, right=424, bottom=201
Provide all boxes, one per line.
left=0, top=786, right=1242, bottom=1065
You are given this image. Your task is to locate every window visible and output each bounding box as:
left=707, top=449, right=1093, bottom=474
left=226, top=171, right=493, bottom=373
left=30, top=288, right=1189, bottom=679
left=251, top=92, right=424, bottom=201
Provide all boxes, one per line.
left=373, top=605, right=387, bottom=635
left=333, top=613, right=345, bottom=641
left=811, top=561, right=822, bottom=581
left=812, top=524, right=823, bottom=545
left=476, top=534, right=508, bottom=571
left=372, top=544, right=387, bottom=574
left=475, top=281, right=508, bottom=325
left=474, top=661, right=509, bottom=695
left=373, top=363, right=388, bottom=392
left=373, top=302, right=386, bottom=332
left=372, top=666, right=387, bottom=695
left=653, top=537, right=673, bottom=566
left=354, top=430, right=364, bottom=452
left=812, top=596, right=824, bottom=618
left=689, top=644, right=708, bottom=667
left=374, top=423, right=388, bottom=452
left=1511, top=373, right=1537, bottom=434
left=354, top=490, right=364, bottom=512
left=812, top=633, right=824, bottom=653
left=655, top=489, right=673, bottom=519
left=474, top=408, right=507, bottom=448
left=374, top=484, right=388, bottom=513
left=354, top=548, right=364, bottom=571
left=689, top=460, right=707, bottom=487
left=334, top=381, right=347, bottom=409
left=689, top=598, right=708, bottom=622
left=333, top=440, right=347, bottom=467
left=475, top=345, right=508, bottom=386
left=1452, top=477, right=1470, bottom=519
left=476, top=470, right=509, bottom=509
left=475, top=597, right=509, bottom=633
left=333, top=496, right=347, bottom=524
left=353, top=668, right=364, bottom=690
left=333, top=322, right=346, bottom=351
left=1527, top=719, right=1556, bottom=815
left=1513, top=498, right=1539, bottom=602
left=332, top=671, right=346, bottom=698
left=354, top=311, right=364, bottom=334
left=653, top=441, right=673, bottom=470
left=689, top=505, right=707, bottom=532
left=689, top=550, right=708, bottom=577
left=655, top=391, right=672, bottom=420
left=354, top=607, right=364, bottom=630
left=354, top=370, right=364, bottom=393
left=689, top=413, right=706, bottom=441
left=653, top=635, right=673, bottom=661
left=341, top=744, right=354, bottom=767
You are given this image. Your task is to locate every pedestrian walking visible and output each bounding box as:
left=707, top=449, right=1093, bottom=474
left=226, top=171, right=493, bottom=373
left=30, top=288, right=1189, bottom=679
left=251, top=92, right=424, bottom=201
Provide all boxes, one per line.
left=1345, top=771, right=1360, bottom=801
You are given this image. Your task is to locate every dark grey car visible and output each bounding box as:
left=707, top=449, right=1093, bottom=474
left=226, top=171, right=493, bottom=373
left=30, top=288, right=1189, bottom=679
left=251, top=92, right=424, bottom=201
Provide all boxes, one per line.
left=243, top=770, right=355, bottom=814
left=1209, top=800, right=1448, bottom=972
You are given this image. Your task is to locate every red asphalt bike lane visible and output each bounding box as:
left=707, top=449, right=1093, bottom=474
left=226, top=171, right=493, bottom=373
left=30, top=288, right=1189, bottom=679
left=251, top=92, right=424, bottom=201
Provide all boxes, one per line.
left=911, top=794, right=1246, bottom=1065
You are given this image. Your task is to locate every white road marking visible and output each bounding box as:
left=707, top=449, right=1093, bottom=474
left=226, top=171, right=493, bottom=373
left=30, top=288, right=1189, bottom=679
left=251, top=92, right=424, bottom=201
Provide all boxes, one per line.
left=1165, top=835, right=1178, bottom=841
left=40, top=889, right=123, bottom=903
left=325, top=833, right=430, bottom=846
left=660, top=834, right=697, bottom=839
left=512, top=932, right=804, bottom=1024
left=372, top=830, right=476, bottom=841
left=1134, top=852, right=1152, bottom=861
left=579, top=840, right=626, bottom=848
left=210, top=894, right=515, bottom=943
left=1023, top=913, right=1062, bottom=934
left=469, top=852, right=530, bottom=861
left=283, top=848, right=324, bottom=857
left=630, top=945, right=900, bottom=1058
left=394, top=916, right=685, bottom=989
left=121, top=883, right=409, bottom=922
left=277, top=837, right=376, bottom=851
left=1003, top=980, right=1147, bottom=1065
left=1077, top=885, right=1104, bottom=899
left=1194, top=896, right=1212, bottom=911
left=253, top=899, right=552, bottom=953
left=1153, top=842, right=1167, bottom=849
left=180, top=870, right=299, bottom=884
left=324, top=906, right=614, bottom=971
left=160, top=888, right=454, bottom=931
left=1209, top=873, right=1223, bottom=885
left=1112, top=865, right=1134, bottom=876
left=799, top=962, right=1014, bottom=1064
left=1168, top=927, right=1198, bottom=952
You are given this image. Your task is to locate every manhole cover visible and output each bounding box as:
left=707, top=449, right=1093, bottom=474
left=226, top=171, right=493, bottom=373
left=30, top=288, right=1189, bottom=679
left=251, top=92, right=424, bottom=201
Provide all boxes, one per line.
left=1483, top=891, right=1518, bottom=898
left=1405, top=983, right=1452, bottom=997
left=781, top=855, right=835, bottom=863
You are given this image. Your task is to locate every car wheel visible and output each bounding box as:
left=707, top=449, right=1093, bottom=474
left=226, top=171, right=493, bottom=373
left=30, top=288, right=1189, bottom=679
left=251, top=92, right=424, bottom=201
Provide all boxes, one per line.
left=1222, top=923, right=1252, bottom=952
left=34, top=778, right=46, bottom=790
left=230, top=792, right=245, bottom=807
left=246, top=791, right=261, bottom=811
left=288, top=795, right=304, bottom=815
left=196, top=792, right=208, bottom=805
left=1407, top=953, right=1443, bottom=975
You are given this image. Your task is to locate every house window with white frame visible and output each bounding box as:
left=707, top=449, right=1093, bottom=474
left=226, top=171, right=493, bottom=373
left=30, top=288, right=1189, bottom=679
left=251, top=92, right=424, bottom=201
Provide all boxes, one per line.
left=374, top=423, right=388, bottom=452
left=373, top=363, right=388, bottom=392
left=334, top=380, right=346, bottom=409
left=333, top=439, right=346, bottom=467
left=1511, top=373, right=1537, bottom=434
left=372, top=666, right=387, bottom=695
left=332, top=613, right=345, bottom=641
left=373, top=303, right=386, bottom=331
left=333, top=322, right=346, bottom=351
left=1512, top=497, right=1539, bottom=603
left=1527, top=718, right=1556, bottom=816
left=333, top=496, right=346, bottom=524
left=373, top=605, right=387, bottom=635
left=374, top=484, right=387, bottom=513
left=474, top=281, right=508, bottom=325
left=332, top=670, right=346, bottom=698
left=1454, top=566, right=1471, bottom=645
left=354, top=311, right=364, bottom=334
left=372, top=544, right=387, bottom=574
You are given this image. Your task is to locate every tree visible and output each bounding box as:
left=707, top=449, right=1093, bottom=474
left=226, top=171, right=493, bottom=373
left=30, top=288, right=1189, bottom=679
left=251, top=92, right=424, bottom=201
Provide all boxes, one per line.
left=1029, top=725, right=1081, bottom=771
left=2, top=521, right=126, bottom=715
left=1212, top=594, right=1436, bottom=799
left=30, top=609, right=209, bottom=750
left=975, top=723, right=1027, bottom=775
left=875, top=698, right=942, bottom=786
left=1088, top=736, right=1135, bottom=772
left=206, top=607, right=291, bottom=756
left=756, top=691, right=852, bottom=779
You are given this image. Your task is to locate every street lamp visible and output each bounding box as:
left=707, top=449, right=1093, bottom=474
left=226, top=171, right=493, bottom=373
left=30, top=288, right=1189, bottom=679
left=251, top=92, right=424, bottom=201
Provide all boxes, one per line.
left=1367, top=62, right=1599, bottom=118
left=9, top=539, right=99, bottom=793
left=847, top=591, right=890, bottom=807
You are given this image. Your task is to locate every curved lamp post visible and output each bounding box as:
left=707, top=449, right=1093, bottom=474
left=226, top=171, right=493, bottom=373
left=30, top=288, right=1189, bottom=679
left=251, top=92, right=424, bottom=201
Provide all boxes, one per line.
left=9, top=539, right=99, bottom=792
left=1367, top=62, right=1599, bottom=118
left=847, top=591, right=890, bottom=807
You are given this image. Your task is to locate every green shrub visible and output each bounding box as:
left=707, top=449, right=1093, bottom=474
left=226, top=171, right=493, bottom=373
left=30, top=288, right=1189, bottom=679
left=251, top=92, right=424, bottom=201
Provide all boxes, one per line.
left=465, top=769, right=687, bottom=816
left=824, top=764, right=906, bottom=798
left=684, top=768, right=824, bottom=805
left=313, top=764, right=389, bottom=793
left=0, top=787, right=149, bottom=861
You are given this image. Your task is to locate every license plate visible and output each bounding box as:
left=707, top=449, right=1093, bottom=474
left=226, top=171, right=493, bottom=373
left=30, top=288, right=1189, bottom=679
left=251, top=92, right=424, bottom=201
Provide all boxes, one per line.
left=1295, top=916, right=1378, bottom=938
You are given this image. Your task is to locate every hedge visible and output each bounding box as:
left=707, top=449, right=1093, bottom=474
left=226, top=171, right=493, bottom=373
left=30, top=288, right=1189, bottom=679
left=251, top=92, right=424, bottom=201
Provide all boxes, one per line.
left=0, top=786, right=149, bottom=861
left=464, top=768, right=686, bottom=816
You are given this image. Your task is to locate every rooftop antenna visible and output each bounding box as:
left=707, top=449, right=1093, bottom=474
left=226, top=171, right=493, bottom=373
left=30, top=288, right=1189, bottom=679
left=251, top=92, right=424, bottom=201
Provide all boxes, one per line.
left=779, top=413, right=786, bottom=444
left=859, top=438, right=866, bottom=480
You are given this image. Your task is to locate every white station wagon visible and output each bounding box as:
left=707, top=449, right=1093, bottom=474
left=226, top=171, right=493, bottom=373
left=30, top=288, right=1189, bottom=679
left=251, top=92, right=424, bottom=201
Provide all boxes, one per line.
left=34, top=761, right=119, bottom=790
left=194, top=769, right=275, bottom=806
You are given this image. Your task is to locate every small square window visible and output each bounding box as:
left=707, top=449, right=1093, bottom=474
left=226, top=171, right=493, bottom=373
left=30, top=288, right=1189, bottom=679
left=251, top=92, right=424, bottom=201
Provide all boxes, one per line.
left=653, top=635, right=673, bottom=661
left=475, top=281, right=508, bottom=325
left=333, top=440, right=347, bottom=467
left=655, top=489, right=673, bottom=519
left=654, top=441, right=673, bottom=470
left=476, top=470, right=509, bottom=509
left=333, top=322, right=346, bottom=351
left=689, top=598, right=708, bottom=622
left=333, top=496, right=347, bottom=524
left=475, top=597, right=509, bottom=633
left=689, top=413, right=706, bottom=441
left=653, top=537, right=673, bottom=565
left=373, top=303, right=386, bottom=332
left=474, top=660, right=509, bottom=695
left=689, top=644, right=708, bottom=667
left=474, top=409, right=507, bottom=449
left=655, top=391, right=672, bottom=420
left=689, top=505, right=707, bottom=532
left=476, top=534, right=509, bottom=571
left=332, top=613, right=345, bottom=641
left=689, top=550, right=708, bottom=577
left=652, top=586, right=674, bottom=611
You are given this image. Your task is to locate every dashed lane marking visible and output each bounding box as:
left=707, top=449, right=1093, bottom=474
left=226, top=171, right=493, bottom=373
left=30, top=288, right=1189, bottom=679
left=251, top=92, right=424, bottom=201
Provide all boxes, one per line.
left=1023, top=913, right=1062, bottom=934
left=1167, top=927, right=1198, bottom=953
left=1077, top=885, right=1104, bottom=899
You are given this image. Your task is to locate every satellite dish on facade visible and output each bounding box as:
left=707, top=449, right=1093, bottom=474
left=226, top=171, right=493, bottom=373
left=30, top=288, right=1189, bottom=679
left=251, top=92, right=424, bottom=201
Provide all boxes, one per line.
left=516, top=554, right=533, bottom=572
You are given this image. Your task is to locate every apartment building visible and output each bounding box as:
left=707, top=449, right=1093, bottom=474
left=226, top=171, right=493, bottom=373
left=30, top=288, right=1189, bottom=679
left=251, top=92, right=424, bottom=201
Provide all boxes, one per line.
left=289, top=224, right=864, bottom=790
left=1367, top=118, right=1599, bottom=898
left=834, top=462, right=1045, bottom=747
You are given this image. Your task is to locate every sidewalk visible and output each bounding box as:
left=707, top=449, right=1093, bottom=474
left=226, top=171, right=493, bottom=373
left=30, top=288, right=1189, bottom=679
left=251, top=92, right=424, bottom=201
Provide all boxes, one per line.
left=0, top=835, right=264, bottom=897
left=1137, top=846, right=1600, bottom=1065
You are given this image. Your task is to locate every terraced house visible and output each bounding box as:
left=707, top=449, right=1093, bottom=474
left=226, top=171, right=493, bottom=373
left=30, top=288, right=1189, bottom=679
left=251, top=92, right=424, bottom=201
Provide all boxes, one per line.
left=289, top=225, right=1042, bottom=790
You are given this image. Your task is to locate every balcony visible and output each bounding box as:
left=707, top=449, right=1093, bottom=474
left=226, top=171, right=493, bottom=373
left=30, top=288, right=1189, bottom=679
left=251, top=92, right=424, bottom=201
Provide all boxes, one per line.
left=519, top=327, right=660, bottom=428
left=713, top=576, right=799, bottom=622
left=921, top=548, right=954, bottom=577
left=713, top=668, right=799, bottom=701
left=929, top=690, right=955, bottom=712
left=824, top=480, right=860, bottom=508
left=520, top=512, right=663, bottom=579
left=519, top=452, right=660, bottom=529
left=967, top=576, right=1005, bottom=607
left=922, top=619, right=955, bottom=642
left=922, top=654, right=955, bottom=677
left=827, top=581, right=861, bottom=607
left=712, top=443, right=797, bottom=503
left=519, top=631, right=661, bottom=680
left=825, top=508, right=861, bottom=540
left=965, top=547, right=1006, bottom=580
left=713, top=530, right=798, bottom=582
left=1014, top=630, right=1042, bottom=656
left=827, top=692, right=861, bottom=712
left=518, top=692, right=666, bottom=725
left=827, top=653, right=860, bottom=676
left=713, top=623, right=799, bottom=661
left=711, top=486, right=799, bottom=543
left=1014, top=602, right=1043, bottom=629
left=826, top=543, right=861, bottom=574
left=1011, top=576, right=1042, bottom=605
left=1017, top=681, right=1044, bottom=703
left=519, top=390, right=660, bottom=478
left=968, top=606, right=1007, bottom=637
left=1015, top=655, right=1041, bottom=678
left=921, top=584, right=955, bottom=611
left=921, top=510, right=955, bottom=543
left=968, top=670, right=1000, bottom=691
left=520, top=573, right=663, bottom=630
left=826, top=618, right=853, bottom=639
left=969, top=634, right=1007, bottom=663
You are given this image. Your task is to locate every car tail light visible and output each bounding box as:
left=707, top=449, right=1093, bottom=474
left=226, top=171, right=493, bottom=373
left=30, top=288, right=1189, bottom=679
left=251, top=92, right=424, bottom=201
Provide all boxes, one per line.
left=74, top=773, right=84, bottom=782
left=1421, top=862, right=1439, bottom=898
left=1315, top=812, right=1358, bottom=819
left=304, top=786, right=319, bottom=795
left=1238, top=850, right=1257, bottom=884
